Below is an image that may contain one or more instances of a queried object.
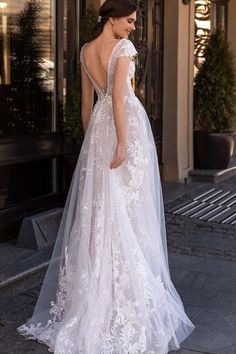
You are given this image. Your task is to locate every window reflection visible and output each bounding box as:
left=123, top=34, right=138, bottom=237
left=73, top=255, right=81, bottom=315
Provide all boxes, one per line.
left=0, top=0, right=54, bottom=135
left=0, top=158, right=53, bottom=209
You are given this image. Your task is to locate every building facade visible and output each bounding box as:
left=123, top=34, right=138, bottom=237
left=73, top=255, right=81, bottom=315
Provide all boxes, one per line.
left=0, top=0, right=80, bottom=240
left=0, top=0, right=235, bottom=241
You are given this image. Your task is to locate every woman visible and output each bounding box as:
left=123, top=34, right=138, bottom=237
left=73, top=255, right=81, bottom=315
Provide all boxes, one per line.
left=17, top=0, right=195, bottom=353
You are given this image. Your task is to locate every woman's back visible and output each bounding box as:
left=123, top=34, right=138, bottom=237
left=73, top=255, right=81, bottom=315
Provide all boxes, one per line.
left=81, top=38, right=121, bottom=95
left=80, top=38, right=137, bottom=98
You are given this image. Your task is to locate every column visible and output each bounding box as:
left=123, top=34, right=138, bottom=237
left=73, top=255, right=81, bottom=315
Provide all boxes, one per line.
left=162, top=0, right=195, bottom=181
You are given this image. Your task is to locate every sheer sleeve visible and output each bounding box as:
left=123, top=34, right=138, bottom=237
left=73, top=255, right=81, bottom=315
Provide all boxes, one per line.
left=117, top=39, right=138, bottom=61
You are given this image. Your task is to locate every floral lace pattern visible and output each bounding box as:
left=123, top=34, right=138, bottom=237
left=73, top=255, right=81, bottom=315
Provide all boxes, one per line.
left=17, top=38, right=195, bottom=353
left=18, top=268, right=65, bottom=351
left=119, top=136, right=148, bottom=215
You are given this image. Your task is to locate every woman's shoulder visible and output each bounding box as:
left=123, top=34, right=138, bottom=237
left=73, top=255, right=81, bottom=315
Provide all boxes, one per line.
left=85, top=38, right=121, bottom=48
left=117, top=38, right=138, bottom=58
left=80, top=40, right=97, bottom=62
left=80, top=38, right=137, bottom=61
left=122, top=38, right=135, bottom=45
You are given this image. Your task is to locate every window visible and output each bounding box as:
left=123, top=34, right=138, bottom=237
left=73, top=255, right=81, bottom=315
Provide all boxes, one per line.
left=194, top=0, right=228, bottom=71
left=0, top=159, right=54, bottom=209
left=0, top=0, right=55, bottom=135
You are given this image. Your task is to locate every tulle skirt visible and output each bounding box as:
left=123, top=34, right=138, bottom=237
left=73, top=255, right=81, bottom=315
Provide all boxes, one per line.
left=17, top=95, right=195, bottom=353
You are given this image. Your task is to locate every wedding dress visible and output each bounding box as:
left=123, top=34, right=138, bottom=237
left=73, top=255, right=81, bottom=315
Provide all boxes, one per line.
left=17, top=38, right=195, bottom=353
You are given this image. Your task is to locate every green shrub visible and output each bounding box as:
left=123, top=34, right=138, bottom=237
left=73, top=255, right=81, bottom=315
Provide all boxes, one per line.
left=194, top=27, right=236, bottom=133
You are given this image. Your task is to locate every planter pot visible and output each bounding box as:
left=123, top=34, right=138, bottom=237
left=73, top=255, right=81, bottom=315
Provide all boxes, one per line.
left=194, top=131, right=208, bottom=169
left=194, top=131, right=235, bottom=169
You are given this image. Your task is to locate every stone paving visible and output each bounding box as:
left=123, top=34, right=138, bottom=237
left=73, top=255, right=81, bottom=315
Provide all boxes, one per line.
left=169, top=254, right=236, bottom=354
left=1, top=176, right=236, bottom=353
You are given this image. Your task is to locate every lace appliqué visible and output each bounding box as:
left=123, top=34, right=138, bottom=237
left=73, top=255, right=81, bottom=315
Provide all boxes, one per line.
left=17, top=249, right=70, bottom=350
left=119, top=136, right=148, bottom=215
left=99, top=225, right=166, bottom=354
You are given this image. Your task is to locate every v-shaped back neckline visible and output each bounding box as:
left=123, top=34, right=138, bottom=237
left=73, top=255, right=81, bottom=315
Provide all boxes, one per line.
left=81, top=38, right=126, bottom=96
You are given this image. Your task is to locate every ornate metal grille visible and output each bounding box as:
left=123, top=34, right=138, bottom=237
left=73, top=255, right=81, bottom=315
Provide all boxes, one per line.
left=131, top=0, right=164, bottom=164
left=194, top=0, right=228, bottom=69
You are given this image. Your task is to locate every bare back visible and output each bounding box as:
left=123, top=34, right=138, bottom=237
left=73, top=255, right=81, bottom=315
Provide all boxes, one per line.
left=81, top=38, right=122, bottom=95
left=80, top=38, right=138, bottom=99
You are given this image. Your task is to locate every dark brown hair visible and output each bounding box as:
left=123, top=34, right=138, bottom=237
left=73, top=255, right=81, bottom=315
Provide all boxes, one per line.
left=91, top=0, right=137, bottom=40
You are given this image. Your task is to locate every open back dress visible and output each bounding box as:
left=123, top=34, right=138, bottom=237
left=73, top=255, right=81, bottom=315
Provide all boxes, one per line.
left=17, top=38, right=195, bottom=354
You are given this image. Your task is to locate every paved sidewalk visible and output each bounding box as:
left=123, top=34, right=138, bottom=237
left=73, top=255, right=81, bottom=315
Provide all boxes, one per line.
left=169, top=254, right=236, bottom=354
left=1, top=176, right=236, bottom=353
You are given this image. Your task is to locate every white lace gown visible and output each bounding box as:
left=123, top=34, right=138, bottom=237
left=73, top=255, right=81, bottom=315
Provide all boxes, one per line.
left=17, top=38, right=195, bottom=353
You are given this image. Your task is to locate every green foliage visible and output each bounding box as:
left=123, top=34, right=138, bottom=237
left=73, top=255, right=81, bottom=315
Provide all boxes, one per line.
left=63, top=3, right=98, bottom=141
left=194, top=28, right=236, bottom=133
left=14, top=0, right=43, bottom=80
left=63, top=77, right=83, bottom=141
left=80, top=3, right=98, bottom=46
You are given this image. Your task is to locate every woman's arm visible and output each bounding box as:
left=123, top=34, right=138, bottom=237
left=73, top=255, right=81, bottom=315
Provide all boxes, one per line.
left=81, top=64, right=94, bottom=133
left=110, top=57, right=131, bottom=169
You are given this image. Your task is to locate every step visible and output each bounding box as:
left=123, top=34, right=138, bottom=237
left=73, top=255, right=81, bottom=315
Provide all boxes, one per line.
left=0, top=239, right=53, bottom=301
left=189, top=157, right=236, bottom=183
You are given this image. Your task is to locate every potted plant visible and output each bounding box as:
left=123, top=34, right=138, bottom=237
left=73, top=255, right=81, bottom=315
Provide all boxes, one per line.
left=194, top=27, right=236, bottom=169
left=62, top=3, right=97, bottom=185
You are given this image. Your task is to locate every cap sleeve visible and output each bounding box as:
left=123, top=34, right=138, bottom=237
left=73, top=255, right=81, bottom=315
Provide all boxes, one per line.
left=117, top=39, right=138, bottom=60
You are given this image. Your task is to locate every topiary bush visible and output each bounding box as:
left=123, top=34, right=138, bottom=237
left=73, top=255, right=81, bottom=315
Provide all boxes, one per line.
left=194, top=27, right=236, bottom=133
